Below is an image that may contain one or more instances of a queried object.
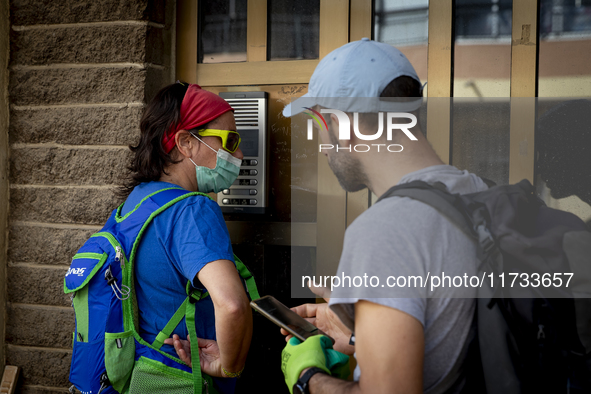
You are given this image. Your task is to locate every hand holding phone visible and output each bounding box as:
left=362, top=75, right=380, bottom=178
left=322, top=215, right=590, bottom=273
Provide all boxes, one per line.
left=250, top=295, right=334, bottom=343
left=282, top=302, right=356, bottom=356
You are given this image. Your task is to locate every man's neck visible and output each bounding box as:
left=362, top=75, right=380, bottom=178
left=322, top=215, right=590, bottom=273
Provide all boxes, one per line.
left=363, top=139, right=445, bottom=198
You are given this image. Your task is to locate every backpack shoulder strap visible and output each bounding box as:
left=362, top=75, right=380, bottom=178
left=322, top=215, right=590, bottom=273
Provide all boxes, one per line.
left=185, top=299, right=204, bottom=393
left=114, top=187, right=211, bottom=224
left=115, top=189, right=211, bottom=263
left=377, top=180, right=475, bottom=239
left=235, top=254, right=260, bottom=300
left=150, top=188, right=212, bottom=207
left=121, top=189, right=215, bottom=394
left=379, top=181, right=506, bottom=278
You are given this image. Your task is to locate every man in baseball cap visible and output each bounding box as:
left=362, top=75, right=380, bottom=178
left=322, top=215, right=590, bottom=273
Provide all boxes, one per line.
left=283, top=37, right=423, bottom=117
left=280, top=39, right=487, bottom=394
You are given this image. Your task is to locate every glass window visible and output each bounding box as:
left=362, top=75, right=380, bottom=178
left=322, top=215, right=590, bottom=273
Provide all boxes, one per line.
left=198, top=0, right=248, bottom=63
left=374, top=0, right=429, bottom=82
left=535, top=99, right=591, bottom=227
left=267, top=0, right=320, bottom=61
left=452, top=1, right=512, bottom=185
left=454, top=0, right=512, bottom=97
left=538, top=0, right=591, bottom=97
left=537, top=3, right=591, bottom=222
left=451, top=99, right=511, bottom=185
left=540, top=0, right=591, bottom=35
left=455, top=0, right=512, bottom=37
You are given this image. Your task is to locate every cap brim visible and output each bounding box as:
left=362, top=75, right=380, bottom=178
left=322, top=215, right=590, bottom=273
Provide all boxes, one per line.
left=283, top=95, right=424, bottom=116
left=283, top=93, right=315, bottom=117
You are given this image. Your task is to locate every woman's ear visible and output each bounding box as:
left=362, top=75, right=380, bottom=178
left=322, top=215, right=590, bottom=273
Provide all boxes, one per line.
left=174, top=130, right=197, bottom=159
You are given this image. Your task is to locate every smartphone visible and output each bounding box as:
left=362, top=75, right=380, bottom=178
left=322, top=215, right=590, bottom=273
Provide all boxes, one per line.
left=250, top=295, right=334, bottom=343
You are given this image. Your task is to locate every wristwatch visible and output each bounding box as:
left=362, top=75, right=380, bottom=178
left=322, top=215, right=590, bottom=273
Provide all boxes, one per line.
left=293, top=367, right=327, bottom=394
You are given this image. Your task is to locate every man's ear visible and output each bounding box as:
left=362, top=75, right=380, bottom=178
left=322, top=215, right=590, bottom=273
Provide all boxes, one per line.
left=175, top=130, right=197, bottom=159
left=329, top=113, right=354, bottom=148
left=346, top=112, right=360, bottom=146
left=329, top=113, right=339, bottom=128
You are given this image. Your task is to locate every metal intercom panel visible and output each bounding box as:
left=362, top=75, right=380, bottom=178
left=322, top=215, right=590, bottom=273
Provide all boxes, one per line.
left=219, top=91, right=269, bottom=214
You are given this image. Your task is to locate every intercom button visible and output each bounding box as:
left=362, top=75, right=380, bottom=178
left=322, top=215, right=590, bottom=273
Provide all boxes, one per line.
left=249, top=179, right=258, bottom=185
left=249, top=170, right=258, bottom=175
left=249, top=190, right=258, bottom=195
left=249, top=200, right=258, bottom=205
left=222, top=189, right=230, bottom=195
left=222, top=199, right=230, bottom=205
left=250, top=159, right=258, bottom=166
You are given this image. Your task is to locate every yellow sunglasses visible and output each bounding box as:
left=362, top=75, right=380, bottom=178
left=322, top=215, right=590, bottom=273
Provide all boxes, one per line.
left=195, top=129, right=241, bottom=153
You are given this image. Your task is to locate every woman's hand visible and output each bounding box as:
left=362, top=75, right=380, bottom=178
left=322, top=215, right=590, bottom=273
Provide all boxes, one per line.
left=164, top=334, right=225, bottom=377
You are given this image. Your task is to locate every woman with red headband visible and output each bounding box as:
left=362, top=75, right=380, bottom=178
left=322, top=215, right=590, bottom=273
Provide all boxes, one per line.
left=119, top=82, right=252, bottom=393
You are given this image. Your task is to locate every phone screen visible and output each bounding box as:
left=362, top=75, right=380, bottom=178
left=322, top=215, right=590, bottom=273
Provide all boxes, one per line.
left=251, top=296, right=330, bottom=342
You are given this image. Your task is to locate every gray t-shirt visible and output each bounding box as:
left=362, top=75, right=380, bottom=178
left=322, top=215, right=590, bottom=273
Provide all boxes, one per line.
left=329, top=165, right=488, bottom=393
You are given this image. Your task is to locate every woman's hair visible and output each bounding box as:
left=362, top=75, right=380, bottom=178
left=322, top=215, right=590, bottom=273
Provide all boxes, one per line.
left=118, top=82, right=189, bottom=199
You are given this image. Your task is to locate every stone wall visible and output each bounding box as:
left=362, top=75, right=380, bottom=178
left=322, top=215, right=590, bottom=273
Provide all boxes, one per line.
left=6, top=0, right=174, bottom=391
left=1, top=0, right=9, bottom=374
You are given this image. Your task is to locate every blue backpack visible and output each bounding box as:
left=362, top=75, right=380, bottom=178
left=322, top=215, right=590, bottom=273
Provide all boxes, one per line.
left=64, top=188, right=259, bottom=394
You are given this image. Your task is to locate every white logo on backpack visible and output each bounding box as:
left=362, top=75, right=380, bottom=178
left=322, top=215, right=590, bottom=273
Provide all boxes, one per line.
left=66, top=267, right=86, bottom=277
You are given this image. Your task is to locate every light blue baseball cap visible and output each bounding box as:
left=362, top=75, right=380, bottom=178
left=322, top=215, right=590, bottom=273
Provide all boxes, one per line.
left=283, top=38, right=422, bottom=117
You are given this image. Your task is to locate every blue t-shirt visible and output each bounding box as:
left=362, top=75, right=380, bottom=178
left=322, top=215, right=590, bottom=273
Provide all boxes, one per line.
left=122, top=181, right=236, bottom=393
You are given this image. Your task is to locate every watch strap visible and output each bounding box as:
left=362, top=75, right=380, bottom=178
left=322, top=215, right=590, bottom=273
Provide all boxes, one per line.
left=348, top=333, right=356, bottom=346
left=294, top=367, right=328, bottom=394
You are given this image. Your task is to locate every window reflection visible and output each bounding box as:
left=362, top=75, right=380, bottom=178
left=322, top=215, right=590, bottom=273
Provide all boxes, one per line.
left=535, top=99, right=591, bottom=227
left=540, top=0, right=591, bottom=35
left=374, top=0, right=428, bottom=83
left=453, top=1, right=512, bottom=185
left=455, top=0, right=512, bottom=37
left=454, top=0, right=512, bottom=98
left=268, top=0, right=320, bottom=61
left=198, top=0, right=248, bottom=64
left=538, top=0, right=591, bottom=96
left=452, top=99, right=510, bottom=185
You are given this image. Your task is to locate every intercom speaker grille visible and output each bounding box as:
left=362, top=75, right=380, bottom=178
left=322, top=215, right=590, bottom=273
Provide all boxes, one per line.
left=229, top=99, right=260, bottom=127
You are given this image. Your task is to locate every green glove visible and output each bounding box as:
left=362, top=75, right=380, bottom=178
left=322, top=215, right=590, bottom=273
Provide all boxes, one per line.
left=325, top=347, right=350, bottom=380
left=281, top=336, right=331, bottom=393
left=281, top=335, right=350, bottom=393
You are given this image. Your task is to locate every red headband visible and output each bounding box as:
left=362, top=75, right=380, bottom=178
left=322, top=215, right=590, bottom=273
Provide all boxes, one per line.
left=162, top=84, right=233, bottom=154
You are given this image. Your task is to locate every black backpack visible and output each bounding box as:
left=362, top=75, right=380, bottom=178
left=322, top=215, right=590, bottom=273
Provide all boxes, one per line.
left=379, top=179, right=591, bottom=393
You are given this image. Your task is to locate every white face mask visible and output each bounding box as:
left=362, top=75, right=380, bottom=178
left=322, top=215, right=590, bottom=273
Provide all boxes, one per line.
left=189, top=134, right=241, bottom=193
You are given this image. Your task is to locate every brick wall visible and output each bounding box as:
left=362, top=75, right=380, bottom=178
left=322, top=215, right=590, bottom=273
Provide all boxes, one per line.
left=6, top=1, right=174, bottom=392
